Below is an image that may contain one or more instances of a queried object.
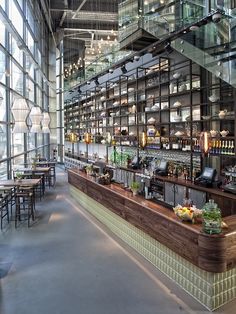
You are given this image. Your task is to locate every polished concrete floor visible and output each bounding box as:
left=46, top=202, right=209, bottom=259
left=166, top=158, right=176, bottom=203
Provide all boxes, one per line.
left=0, top=167, right=235, bottom=314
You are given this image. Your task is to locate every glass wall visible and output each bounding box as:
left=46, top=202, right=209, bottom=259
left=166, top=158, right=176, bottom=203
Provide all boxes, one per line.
left=0, top=0, right=54, bottom=177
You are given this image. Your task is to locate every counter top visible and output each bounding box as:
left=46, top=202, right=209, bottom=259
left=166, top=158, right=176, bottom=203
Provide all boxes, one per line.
left=68, top=168, right=236, bottom=273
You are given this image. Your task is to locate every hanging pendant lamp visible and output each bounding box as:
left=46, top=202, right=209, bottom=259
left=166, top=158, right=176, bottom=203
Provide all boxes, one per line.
left=11, top=98, right=30, bottom=133
left=29, top=106, right=43, bottom=133
left=41, top=112, right=50, bottom=133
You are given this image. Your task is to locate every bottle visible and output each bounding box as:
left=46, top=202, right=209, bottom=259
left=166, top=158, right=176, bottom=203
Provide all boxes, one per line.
left=202, top=199, right=222, bottom=234
left=224, top=140, right=228, bottom=155
left=215, top=140, right=219, bottom=154
left=218, top=140, right=222, bottom=154
left=221, top=140, right=225, bottom=155
left=211, top=140, right=215, bottom=154
left=231, top=140, right=235, bottom=155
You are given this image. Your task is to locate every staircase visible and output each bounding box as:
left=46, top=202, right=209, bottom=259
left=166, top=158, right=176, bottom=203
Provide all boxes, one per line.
left=142, top=0, right=236, bottom=87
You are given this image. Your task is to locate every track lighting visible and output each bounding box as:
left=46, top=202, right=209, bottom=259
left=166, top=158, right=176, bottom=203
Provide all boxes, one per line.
left=87, top=81, right=91, bottom=85
left=109, top=68, right=114, bottom=74
left=94, top=78, right=99, bottom=86
left=121, top=65, right=127, bottom=74
left=134, top=55, right=140, bottom=61
left=164, top=42, right=173, bottom=54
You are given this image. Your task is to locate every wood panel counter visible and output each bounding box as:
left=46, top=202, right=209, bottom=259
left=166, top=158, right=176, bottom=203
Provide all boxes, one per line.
left=68, top=169, right=236, bottom=273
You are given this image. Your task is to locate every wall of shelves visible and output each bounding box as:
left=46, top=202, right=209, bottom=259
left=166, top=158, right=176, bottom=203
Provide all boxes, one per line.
left=64, top=51, right=235, bottom=181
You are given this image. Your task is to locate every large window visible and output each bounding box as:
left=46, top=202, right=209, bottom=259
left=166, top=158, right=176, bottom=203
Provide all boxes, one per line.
left=0, top=19, right=5, bottom=47
left=0, top=49, right=6, bottom=84
left=9, top=1, right=23, bottom=38
left=11, top=61, right=24, bottom=95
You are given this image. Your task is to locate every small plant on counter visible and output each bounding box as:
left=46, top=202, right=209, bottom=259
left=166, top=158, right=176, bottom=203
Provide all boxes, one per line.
left=130, top=181, right=140, bottom=196
left=15, top=172, right=23, bottom=181
left=85, top=164, right=93, bottom=175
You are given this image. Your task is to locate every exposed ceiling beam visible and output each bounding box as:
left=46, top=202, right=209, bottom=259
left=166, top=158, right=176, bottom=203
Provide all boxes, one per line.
left=72, top=0, right=88, bottom=19
left=59, top=11, right=67, bottom=27
left=64, top=28, right=118, bottom=35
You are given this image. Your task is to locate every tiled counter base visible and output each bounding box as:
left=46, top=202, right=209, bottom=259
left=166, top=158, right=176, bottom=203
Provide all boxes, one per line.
left=70, top=185, right=236, bottom=311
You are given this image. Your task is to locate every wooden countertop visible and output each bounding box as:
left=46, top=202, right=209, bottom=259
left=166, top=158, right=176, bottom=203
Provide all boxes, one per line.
left=68, top=169, right=236, bottom=273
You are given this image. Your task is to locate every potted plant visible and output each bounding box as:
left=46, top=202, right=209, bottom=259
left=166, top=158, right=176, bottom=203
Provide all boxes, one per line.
left=130, top=181, right=140, bottom=196
left=85, top=164, right=93, bottom=175
left=15, top=172, right=23, bottom=182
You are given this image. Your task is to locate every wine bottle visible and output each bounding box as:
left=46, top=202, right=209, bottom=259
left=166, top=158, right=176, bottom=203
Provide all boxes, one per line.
left=221, top=140, right=225, bottom=155
left=214, top=140, right=218, bottom=154
left=231, top=140, right=235, bottom=155
left=224, top=140, right=228, bottom=155
left=218, top=140, right=222, bottom=155
left=211, top=140, right=215, bottom=154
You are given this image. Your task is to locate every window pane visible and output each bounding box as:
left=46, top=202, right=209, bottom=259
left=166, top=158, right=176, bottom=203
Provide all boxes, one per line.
left=0, top=161, right=7, bottom=179
left=11, top=133, right=24, bottom=157
left=27, top=29, right=34, bottom=55
left=0, top=123, right=6, bottom=160
left=0, top=0, right=5, bottom=10
left=0, top=87, right=6, bottom=122
left=9, top=1, right=23, bottom=38
left=11, top=62, right=24, bottom=94
left=0, top=19, right=5, bottom=47
left=26, top=78, right=34, bottom=102
left=10, top=35, right=23, bottom=66
left=0, top=49, right=6, bottom=84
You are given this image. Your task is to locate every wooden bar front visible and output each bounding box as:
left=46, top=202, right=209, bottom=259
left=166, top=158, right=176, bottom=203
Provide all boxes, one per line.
left=68, top=169, right=236, bottom=273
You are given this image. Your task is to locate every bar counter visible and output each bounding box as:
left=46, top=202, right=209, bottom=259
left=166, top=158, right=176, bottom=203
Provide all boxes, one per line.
left=68, top=168, right=236, bottom=310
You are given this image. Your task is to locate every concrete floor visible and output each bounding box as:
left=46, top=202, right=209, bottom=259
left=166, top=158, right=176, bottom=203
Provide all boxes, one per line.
left=0, top=167, right=236, bottom=314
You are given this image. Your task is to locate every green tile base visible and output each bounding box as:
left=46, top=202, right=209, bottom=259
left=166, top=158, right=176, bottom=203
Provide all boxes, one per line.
left=70, top=186, right=236, bottom=311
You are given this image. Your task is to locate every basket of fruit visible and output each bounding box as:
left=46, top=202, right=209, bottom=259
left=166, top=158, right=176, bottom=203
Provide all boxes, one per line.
left=173, top=205, right=202, bottom=223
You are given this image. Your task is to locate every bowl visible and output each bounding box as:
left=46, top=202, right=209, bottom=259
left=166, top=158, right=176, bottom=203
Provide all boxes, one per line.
left=147, top=117, right=156, bottom=124
left=173, top=116, right=182, bottom=122
left=175, top=131, right=184, bottom=137
left=173, top=72, right=181, bottom=79
left=209, top=94, right=219, bottom=102
left=173, top=205, right=202, bottom=223
left=202, top=115, right=211, bottom=120
left=173, top=101, right=182, bottom=108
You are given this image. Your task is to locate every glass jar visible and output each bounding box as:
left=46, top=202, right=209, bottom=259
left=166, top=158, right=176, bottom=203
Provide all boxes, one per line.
left=202, top=199, right=222, bottom=234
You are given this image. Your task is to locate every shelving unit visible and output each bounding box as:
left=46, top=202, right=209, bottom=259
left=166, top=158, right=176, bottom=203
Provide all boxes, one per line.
left=64, top=51, right=235, bottom=180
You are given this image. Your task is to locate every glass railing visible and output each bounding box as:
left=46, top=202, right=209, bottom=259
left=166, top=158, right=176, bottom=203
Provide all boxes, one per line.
left=140, top=0, right=236, bottom=87
left=64, top=47, right=131, bottom=91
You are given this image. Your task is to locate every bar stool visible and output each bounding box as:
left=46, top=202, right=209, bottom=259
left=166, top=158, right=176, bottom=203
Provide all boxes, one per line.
left=0, top=186, right=16, bottom=218
left=32, top=173, right=45, bottom=200
left=0, top=193, right=10, bottom=229
left=15, top=187, right=35, bottom=228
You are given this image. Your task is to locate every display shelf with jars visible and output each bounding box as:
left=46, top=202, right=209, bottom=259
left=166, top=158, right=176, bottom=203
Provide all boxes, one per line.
left=64, top=51, right=235, bottom=191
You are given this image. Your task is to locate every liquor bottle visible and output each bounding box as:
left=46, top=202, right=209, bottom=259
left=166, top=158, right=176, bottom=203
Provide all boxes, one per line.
left=221, top=140, right=225, bottom=155
left=218, top=140, right=222, bottom=155
left=230, top=140, right=235, bottom=155
left=211, top=140, right=215, bottom=154
left=182, top=139, right=186, bottom=151
left=178, top=139, right=182, bottom=150
left=215, top=140, right=219, bottom=154
left=166, top=139, right=170, bottom=150
left=224, top=140, right=228, bottom=155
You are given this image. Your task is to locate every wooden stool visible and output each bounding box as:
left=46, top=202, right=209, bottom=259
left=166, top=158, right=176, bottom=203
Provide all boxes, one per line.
left=0, top=193, right=10, bottom=229
left=15, top=190, right=35, bottom=228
